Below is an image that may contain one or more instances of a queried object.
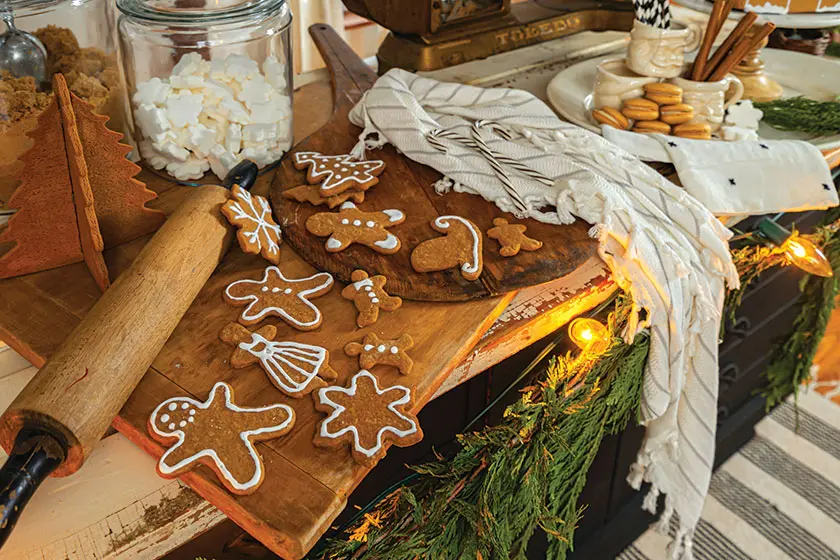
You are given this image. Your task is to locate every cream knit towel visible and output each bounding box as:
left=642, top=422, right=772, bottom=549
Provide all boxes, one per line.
left=348, top=69, right=740, bottom=559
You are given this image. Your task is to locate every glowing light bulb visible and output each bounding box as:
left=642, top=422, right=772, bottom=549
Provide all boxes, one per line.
left=782, top=235, right=833, bottom=278
left=568, top=318, right=609, bottom=352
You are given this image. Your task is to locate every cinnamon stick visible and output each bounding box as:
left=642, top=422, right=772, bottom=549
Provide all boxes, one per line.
left=700, top=11, right=757, bottom=81
left=691, top=0, right=725, bottom=80
left=707, top=22, right=775, bottom=82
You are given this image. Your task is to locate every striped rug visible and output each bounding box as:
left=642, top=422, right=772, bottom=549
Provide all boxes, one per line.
left=619, top=389, right=840, bottom=559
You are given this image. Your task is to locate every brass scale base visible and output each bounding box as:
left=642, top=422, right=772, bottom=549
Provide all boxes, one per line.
left=377, top=0, right=636, bottom=73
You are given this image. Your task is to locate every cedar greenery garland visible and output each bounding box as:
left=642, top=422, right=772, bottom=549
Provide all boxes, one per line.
left=754, top=96, right=840, bottom=137
left=311, top=297, right=649, bottom=560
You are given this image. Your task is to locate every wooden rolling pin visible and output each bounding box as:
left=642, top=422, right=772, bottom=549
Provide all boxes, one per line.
left=0, top=160, right=258, bottom=547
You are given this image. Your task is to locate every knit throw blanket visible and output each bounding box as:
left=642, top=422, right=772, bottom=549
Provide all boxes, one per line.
left=348, top=69, right=740, bottom=559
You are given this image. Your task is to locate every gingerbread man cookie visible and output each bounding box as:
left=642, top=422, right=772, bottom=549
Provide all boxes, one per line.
left=486, top=218, right=542, bottom=257
left=411, top=215, right=483, bottom=281
left=313, top=370, right=422, bottom=467
left=221, top=185, right=283, bottom=264
left=293, top=151, right=385, bottom=197
left=345, top=333, right=414, bottom=375
left=305, top=202, right=405, bottom=254
left=148, top=382, right=294, bottom=495
left=282, top=183, right=366, bottom=209
left=224, top=265, right=333, bottom=330
left=220, top=323, right=338, bottom=398
left=340, top=270, right=402, bottom=327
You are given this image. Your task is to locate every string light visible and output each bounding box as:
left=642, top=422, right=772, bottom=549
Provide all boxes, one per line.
left=568, top=318, right=609, bottom=352
left=757, top=218, right=833, bottom=278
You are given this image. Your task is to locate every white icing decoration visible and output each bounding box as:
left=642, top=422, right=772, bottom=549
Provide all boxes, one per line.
left=181, top=403, right=189, bottom=409
left=179, top=421, right=187, bottom=427
left=339, top=201, right=357, bottom=210
left=188, top=417, right=194, bottom=422
left=326, top=238, right=344, bottom=250
left=161, top=414, right=170, bottom=422
left=372, top=297, right=379, bottom=303
left=224, top=265, right=334, bottom=328
left=284, top=288, right=292, bottom=294
left=434, top=216, right=481, bottom=275
left=353, top=278, right=374, bottom=291
left=149, top=382, right=294, bottom=492
left=366, top=221, right=375, bottom=227
left=374, top=234, right=399, bottom=250
left=292, top=152, right=385, bottom=195
left=168, top=423, right=176, bottom=430
left=390, top=346, right=398, bottom=354
left=189, top=409, right=196, bottom=415
left=341, top=219, right=349, bottom=225
left=238, top=333, right=331, bottom=395
left=363, top=344, right=374, bottom=351
left=261, top=286, right=268, bottom=292
left=224, top=187, right=282, bottom=260
left=383, top=209, right=404, bottom=223
left=316, top=371, right=417, bottom=458
left=377, top=345, right=386, bottom=352
left=271, top=287, right=280, bottom=293
left=353, top=220, right=362, bottom=226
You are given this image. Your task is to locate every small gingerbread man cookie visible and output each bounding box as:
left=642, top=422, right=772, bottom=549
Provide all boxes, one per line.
left=281, top=183, right=366, bottom=209
left=345, top=333, right=414, bottom=375
left=220, top=323, right=338, bottom=398
left=221, top=185, right=283, bottom=264
left=340, top=270, right=402, bottom=327
left=411, top=215, right=483, bottom=281
left=224, top=265, right=334, bottom=330
left=293, top=151, right=385, bottom=197
left=148, top=382, right=294, bottom=495
left=305, top=202, right=405, bottom=254
left=486, top=218, right=542, bottom=257
left=313, top=370, right=422, bottom=467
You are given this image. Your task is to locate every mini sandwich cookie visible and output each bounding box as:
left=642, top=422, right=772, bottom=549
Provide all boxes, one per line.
left=293, top=151, right=385, bottom=197
left=148, top=382, right=294, bottom=495
left=345, top=332, right=414, bottom=375
left=220, top=323, right=337, bottom=398
left=224, top=265, right=333, bottom=329
left=340, top=270, right=402, bottom=327
left=313, top=370, right=423, bottom=467
left=411, top=215, right=483, bottom=281
left=221, top=185, right=283, bottom=264
left=305, top=202, right=405, bottom=254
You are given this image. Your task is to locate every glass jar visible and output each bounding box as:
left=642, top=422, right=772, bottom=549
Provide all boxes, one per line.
left=1, top=0, right=122, bottom=198
left=117, top=0, right=293, bottom=183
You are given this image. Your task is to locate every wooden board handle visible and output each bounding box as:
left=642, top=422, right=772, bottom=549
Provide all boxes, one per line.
left=0, top=183, right=234, bottom=476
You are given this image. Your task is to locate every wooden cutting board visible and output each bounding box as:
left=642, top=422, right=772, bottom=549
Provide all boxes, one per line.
left=270, top=25, right=597, bottom=302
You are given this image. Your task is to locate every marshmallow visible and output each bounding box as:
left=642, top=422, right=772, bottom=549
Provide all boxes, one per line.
left=224, top=123, right=242, bottom=154
left=238, top=75, right=273, bottom=109
left=725, top=100, right=763, bottom=131
left=185, top=124, right=217, bottom=158
left=133, top=77, right=172, bottom=106
left=722, top=126, right=759, bottom=142
left=135, top=104, right=170, bottom=136
left=225, top=54, right=261, bottom=82
left=263, top=58, right=288, bottom=90
left=172, top=53, right=207, bottom=77
left=167, top=156, right=210, bottom=181
left=243, top=123, right=278, bottom=147
left=165, top=93, right=204, bottom=128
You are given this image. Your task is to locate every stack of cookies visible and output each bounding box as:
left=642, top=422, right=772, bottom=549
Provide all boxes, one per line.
left=592, top=84, right=712, bottom=140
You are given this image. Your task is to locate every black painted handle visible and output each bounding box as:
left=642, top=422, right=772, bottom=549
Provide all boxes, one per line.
left=0, top=428, right=65, bottom=548
left=222, top=159, right=259, bottom=191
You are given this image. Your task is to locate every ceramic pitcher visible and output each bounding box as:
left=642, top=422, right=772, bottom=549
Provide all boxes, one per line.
left=627, top=20, right=701, bottom=79
left=669, top=73, right=745, bottom=133
left=592, top=58, right=660, bottom=110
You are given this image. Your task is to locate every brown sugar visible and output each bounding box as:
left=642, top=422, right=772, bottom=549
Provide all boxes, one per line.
left=34, top=25, right=81, bottom=76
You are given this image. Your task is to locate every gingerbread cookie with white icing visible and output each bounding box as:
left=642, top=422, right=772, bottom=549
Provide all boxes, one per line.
left=220, top=323, right=337, bottom=398
left=305, top=202, right=404, bottom=254
left=148, top=382, right=294, bottom=495
left=345, top=332, right=414, bottom=375
left=340, top=270, right=402, bottom=327
left=411, top=215, right=483, bottom=281
left=293, top=151, right=385, bottom=197
left=313, top=370, right=422, bottom=467
left=221, top=185, right=283, bottom=264
left=486, top=218, right=542, bottom=257
left=282, top=183, right=366, bottom=209
left=224, top=265, right=333, bottom=330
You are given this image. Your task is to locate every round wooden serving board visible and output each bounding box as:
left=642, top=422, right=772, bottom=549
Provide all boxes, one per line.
left=270, top=25, right=597, bottom=302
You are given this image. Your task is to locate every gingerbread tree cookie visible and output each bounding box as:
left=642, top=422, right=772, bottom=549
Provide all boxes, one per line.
left=293, top=151, right=385, bottom=197
left=148, top=382, right=294, bottom=495
left=313, top=370, right=422, bottom=467
left=221, top=185, right=282, bottom=264
left=340, top=270, right=402, bottom=327
left=224, top=265, right=334, bottom=330
left=486, top=218, right=542, bottom=257
left=345, top=333, right=414, bottom=375
left=305, top=202, right=404, bottom=254
left=411, top=215, right=483, bottom=281
left=220, top=323, right=337, bottom=398
left=282, top=183, right=366, bottom=209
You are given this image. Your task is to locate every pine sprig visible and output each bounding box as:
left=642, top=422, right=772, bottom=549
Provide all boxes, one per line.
left=755, top=96, right=840, bottom=137
left=311, top=297, right=649, bottom=560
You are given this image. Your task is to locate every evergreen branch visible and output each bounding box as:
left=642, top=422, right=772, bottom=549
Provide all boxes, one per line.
left=755, top=96, right=840, bottom=137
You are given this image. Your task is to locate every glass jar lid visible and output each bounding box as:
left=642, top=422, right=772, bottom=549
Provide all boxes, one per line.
left=116, top=0, right=289, bottom=25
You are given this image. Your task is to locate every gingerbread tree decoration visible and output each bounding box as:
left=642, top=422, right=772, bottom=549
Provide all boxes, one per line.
left=293, top=151, right=386, bottom=197
left=0, top=74, right=165, bottom=290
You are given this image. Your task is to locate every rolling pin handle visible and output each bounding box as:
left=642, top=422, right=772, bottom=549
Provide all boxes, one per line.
left=223, top=159, right=259, bottom=191
left=0, top=428, right=65, bottom=547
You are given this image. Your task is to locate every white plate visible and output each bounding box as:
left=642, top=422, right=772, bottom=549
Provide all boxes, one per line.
left=546, top=48, right=840, bottom=160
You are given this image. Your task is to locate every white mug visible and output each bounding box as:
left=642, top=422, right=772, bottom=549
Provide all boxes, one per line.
left=592, top=58, right=660, bottom=111
left=669, top=73, right=745, bottom=133
left=627, top=20, right=702, bottom=79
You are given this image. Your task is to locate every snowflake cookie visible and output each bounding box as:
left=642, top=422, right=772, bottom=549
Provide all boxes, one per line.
left=305, top=202, right=405, bottom=254
left=340, top=270, right=403, bottom=327
left=148, top=382, right=294, bottom=495
left=220, top=323, right=337, bottom=398
left=293, top=151, right=385, bottom=197
left=221, top=185, right=283, bottom=264
left=224, top=265, right=333, bottom=329
left=345, top=332, right=414, bottom=375
left=313, top=370, right=423, bottom=467
left=486, top=217, right=542, bottom=257
left=411, top=215, right=483, bottom=281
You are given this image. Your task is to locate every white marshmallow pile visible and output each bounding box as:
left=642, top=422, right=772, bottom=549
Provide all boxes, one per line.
left=133, top=53, right=292, bottom=181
